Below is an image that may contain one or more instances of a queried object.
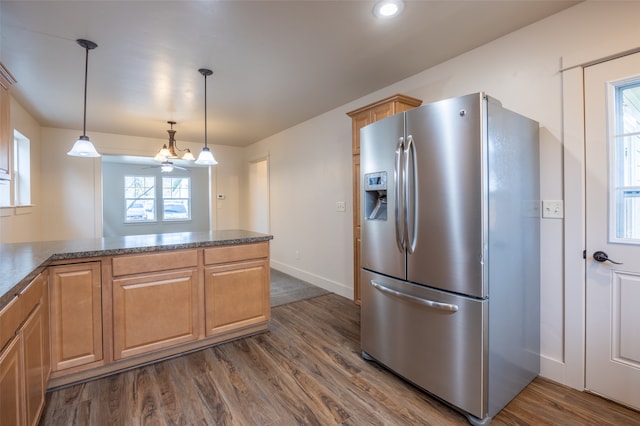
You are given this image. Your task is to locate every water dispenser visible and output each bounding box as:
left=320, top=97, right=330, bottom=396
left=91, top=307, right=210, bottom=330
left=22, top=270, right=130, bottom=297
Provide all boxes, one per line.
left=364, top=171, right=387, bottom=221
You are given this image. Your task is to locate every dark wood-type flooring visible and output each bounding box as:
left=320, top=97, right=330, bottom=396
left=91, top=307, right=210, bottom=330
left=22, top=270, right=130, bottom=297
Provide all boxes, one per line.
left=40, top=293, right=640, bottom=425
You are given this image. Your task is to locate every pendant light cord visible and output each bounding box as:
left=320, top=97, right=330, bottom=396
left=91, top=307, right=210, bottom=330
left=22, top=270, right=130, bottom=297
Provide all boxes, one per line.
left=204, top=73, right=208, bottom=148
left=82, top=45, right=89, bottom=137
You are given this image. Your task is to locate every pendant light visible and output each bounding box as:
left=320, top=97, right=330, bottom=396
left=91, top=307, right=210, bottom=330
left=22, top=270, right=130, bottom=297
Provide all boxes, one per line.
left=153, top=121, right=195, bottom=161
left=194, top=68, right=218, bottom=165
left=68, top=39, right=100, bottom=157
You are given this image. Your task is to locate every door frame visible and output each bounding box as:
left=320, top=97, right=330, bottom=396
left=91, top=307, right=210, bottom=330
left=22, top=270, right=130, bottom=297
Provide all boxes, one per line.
left=247, top=155, right=270, bottom=234
left=560, top=47, right=640, bottom=391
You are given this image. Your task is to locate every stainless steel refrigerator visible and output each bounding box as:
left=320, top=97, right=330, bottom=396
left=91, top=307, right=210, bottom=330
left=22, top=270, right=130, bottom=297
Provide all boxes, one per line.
left=360, top=92, right=540, bottom=425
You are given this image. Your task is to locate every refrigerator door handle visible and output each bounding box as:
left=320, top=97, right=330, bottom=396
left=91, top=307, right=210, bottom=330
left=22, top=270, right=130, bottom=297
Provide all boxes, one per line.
left=395, top=137, right=405, bottom=251
left=405, top=135, right=418, bottom=254
left=370, top=280, right=459, bottom=312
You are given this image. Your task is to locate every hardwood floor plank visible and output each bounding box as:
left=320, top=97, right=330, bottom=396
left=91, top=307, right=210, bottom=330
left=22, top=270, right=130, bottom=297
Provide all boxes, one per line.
left=40, top=294, right=640, bottom=425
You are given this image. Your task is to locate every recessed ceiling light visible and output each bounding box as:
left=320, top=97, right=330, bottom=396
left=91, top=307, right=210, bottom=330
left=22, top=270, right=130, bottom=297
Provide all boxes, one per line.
left=373, top=0, right=404, bottom=18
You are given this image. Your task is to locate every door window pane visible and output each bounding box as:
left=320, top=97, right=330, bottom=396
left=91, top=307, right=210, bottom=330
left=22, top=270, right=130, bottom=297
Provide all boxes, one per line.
left=614, top=82, right=640, bottom=241
left=124, top=176, right=156, bottom=222
left=162, top=176, right=190, bottom=221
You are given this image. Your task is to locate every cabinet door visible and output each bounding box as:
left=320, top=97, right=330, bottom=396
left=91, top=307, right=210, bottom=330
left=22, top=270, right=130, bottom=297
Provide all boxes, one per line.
left=350, top=110, right=370, bottom=155
left=22, top=304, right=45, bottom=426
left=112, top=269, right=199, bottom=360
left=0, top=336, right=24, bottom=426
left=204, top=259, right=270, bottom=337
left=50, top=262, right=102, bottom=371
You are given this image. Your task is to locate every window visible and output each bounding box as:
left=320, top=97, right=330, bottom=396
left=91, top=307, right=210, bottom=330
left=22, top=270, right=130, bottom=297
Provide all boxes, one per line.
left=124, top=176, right=156, bottom=222
left=123, top=175, right=191, bottom=223
left=14, top=130, right=31, bottom=206
left=162, top=176, right=190, bottom=221
left=613, top=81, right=640, bottom=241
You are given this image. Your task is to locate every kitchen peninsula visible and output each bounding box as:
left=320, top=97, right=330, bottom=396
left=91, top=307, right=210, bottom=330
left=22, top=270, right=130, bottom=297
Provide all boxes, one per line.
left=0, top=230, right=272, bottom=424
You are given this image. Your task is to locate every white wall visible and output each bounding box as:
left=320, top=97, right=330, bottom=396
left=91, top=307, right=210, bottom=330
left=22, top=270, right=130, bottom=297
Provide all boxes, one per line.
left=0, top=97, right=43, bottom=243
left=36, top=127, right=244, bottom=241
left=241, top=1, right=640, bottom=389
left=244, top=110, right=353, bottom=298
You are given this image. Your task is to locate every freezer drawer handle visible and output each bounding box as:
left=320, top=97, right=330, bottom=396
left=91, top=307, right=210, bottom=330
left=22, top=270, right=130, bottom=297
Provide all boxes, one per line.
left=370, top=280, right=459, bottom=312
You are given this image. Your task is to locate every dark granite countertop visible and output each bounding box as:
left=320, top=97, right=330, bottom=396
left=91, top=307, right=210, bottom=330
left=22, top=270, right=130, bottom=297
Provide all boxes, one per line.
left=0, top=230, right=273, bottom=310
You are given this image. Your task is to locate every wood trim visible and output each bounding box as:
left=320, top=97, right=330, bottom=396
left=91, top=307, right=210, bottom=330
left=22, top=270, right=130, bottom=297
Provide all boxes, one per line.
left=346, top=94, right=422, bottom=118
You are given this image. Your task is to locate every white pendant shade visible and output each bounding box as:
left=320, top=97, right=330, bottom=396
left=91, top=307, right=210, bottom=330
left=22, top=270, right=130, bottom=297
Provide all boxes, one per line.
left=182, top=150, right=196, bottom=161
left=68, top=136, right=100, bottom=157
left=194, top=147, right=217, bottom=165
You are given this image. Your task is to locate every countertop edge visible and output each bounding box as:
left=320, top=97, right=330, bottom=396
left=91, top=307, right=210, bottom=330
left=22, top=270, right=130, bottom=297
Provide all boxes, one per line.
left=0, top=231, right=273, bottom=310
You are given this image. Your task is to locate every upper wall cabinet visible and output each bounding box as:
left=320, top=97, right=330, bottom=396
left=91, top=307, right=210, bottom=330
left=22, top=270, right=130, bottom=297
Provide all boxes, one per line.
left=0, top=63, right=17, bottom=181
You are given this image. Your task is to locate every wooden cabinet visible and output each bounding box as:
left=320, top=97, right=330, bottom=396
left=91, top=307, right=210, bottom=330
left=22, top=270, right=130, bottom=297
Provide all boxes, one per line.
left=111, top=250, right=199, bottom=360
left=0, top=273, right=49, bottom=426
left=0, top=63, right=16, bottom=181
left=347, top=94, right=422, bottom=304
left=0, top=334, right=23, bottom=425
left=204, top=242, right=270, bottom=337
left=49, top=262, right=102, bottom=372
left=45, top=242, right=271, bottom=387
left=21, top=273, right=48, bottom=426
left=22, top=303, right=46, bottom=426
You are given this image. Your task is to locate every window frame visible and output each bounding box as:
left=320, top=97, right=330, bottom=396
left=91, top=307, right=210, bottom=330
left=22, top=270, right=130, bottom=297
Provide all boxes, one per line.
left=161, top=176, right=191, bottom=222
left=124, top=175, right=157, bottom=223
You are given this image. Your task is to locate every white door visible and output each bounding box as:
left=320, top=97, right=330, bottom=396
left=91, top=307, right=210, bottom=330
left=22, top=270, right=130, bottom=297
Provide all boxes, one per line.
left=584, top=52, right=640, bottom=410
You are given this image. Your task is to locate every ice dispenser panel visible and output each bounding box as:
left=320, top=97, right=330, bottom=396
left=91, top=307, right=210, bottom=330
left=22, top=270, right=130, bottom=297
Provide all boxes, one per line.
left=364, top=172, right=387, bottom=221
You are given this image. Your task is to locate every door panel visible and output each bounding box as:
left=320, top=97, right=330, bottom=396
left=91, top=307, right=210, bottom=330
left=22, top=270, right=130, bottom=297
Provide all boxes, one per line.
left=406, top=93, right=485, bottom=297
left=361, top=269, right=487, bottom=419
left=112, top=269, right=199, bottom=360
left=360, top=113, right=406, bottom=280
left=584, top=52, right=640, bottom=410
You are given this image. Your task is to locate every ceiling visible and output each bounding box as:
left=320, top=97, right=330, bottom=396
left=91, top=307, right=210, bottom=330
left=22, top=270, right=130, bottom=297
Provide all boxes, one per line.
left=1, top=1, right=579, bottom=148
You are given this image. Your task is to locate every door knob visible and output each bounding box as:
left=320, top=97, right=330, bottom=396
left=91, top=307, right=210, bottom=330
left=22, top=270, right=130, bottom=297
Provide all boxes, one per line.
left=593, top=251, right=623, bottom=265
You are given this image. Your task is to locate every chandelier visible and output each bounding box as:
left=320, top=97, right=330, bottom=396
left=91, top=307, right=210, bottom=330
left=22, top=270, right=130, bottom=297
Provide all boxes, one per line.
left=153, top=121, right=195, bottom=162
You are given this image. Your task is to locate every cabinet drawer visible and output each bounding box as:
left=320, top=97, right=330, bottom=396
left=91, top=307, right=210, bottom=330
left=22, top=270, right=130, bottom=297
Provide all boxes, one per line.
left=112, top=249, right=198, bottom=276
left=204, top=242, right=268, bottom=265
left=19, top=274, right=44, bottom=318
left=0, top=296, right=22, bottom=350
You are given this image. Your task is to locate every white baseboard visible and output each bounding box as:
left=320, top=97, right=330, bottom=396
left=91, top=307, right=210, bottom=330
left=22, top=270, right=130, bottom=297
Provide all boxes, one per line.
left=270, top=260, right=353, bottom=300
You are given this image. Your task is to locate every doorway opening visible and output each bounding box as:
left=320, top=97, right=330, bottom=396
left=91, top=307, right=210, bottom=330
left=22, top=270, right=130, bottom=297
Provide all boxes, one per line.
left=248, top=157, right=269, bottom=233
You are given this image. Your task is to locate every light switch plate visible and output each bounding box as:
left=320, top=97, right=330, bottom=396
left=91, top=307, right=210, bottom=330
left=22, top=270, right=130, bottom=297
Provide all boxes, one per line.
left=336, top=201, right=346, bottom=212
left=542, top=200, right=563, bottom=219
